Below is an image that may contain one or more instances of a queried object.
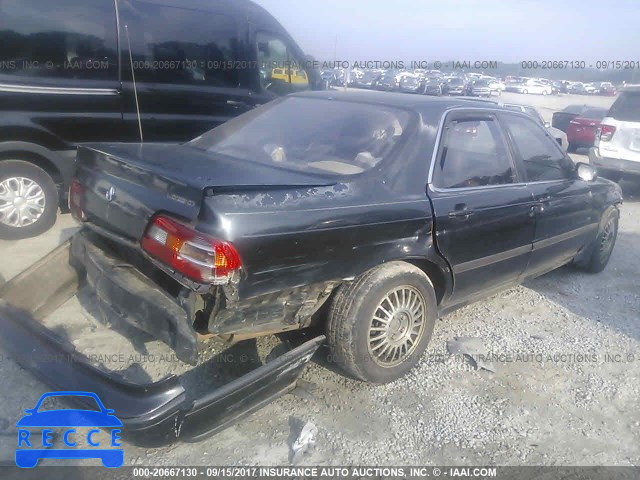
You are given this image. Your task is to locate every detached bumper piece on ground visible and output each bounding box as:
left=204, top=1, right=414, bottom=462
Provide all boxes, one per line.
left=0, top=239, right=324, bottom=446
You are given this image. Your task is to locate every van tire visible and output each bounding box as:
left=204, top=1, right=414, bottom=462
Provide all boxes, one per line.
left=326, top=261, right=437, bottom=383
left=0, top=160, right=58, bottom=240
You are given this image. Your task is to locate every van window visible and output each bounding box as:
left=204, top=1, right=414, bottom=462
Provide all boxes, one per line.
left=257, top=32, right=310, bottom=95
left=608, top=92, right=640, bottom=122
left=119, top=1, right=240, bottom=88
left=0, top=0, right=118, bottom=81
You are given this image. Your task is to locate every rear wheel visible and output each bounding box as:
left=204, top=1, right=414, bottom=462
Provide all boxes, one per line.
left=326, top=261, right=437, bottom=383
left=0, top=160, right=58, bottom=240
left=567, top=142, right=577, bottom=153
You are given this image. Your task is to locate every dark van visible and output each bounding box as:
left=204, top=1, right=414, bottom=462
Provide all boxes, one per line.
left=0, top=0, right=323, bottom=239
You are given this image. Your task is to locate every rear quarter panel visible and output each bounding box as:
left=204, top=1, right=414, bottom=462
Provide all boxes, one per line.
left=199, top=182, right=439, bottom=300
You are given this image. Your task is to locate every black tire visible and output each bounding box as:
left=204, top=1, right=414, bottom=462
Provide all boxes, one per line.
left=0, top=160, right=58, bottom=240
left=567, top=142, right=577, bottom=153
left=579, top=207, right=619, bottom=273
left=326, top=261, right=437, bottom=383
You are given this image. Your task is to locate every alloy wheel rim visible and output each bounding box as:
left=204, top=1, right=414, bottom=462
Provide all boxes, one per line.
left=367, top=285, right=427, bottom=368
left=0, top=176, right=46, bottom=227
left=599, top=218, right=616, bottom=264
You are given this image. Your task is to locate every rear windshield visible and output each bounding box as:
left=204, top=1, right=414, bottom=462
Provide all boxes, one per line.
left=563, top=105, right=586, bottom=113
left=608, top=92, right=640, bottom=122
left=188, top=97, right=412, bottom=176
left=581, top=108, right=608, bottom=119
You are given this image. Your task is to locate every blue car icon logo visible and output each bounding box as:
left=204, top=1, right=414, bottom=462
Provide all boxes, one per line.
left=16, top=391, right=123, bottom=468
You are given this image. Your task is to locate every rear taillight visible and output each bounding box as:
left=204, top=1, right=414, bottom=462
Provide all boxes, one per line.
left=68, top=179, right=86, bottom=221
left=598, top=125, right=616, bottom=142
left=141, top=215, right=242, bottom=285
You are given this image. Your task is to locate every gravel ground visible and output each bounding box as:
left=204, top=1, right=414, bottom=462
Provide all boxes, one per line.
left=1, top=92, right=638, bottom=468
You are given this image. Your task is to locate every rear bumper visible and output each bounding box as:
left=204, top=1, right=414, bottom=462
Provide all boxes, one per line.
left=567, top=130, right=596, bottom=146
left=0, top=237, right=325, bottom=446
left=590, top=147, right=640, bottom=176
left=70, top=230, right=199, bottom=365
left=0, top=300, right=324, bottom=446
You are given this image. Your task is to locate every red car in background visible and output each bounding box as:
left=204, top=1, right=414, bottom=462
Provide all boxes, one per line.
left=599, top=83, right=618, bottom=96
left=566, top=107, right=609, bottom=152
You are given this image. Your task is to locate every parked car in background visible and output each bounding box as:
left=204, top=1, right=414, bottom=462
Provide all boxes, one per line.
left=502, top=103, right=568, bottom=150
left=488, top=78, right=505, bottom=95
left=66, top=91, right=622, bottom=386
left=513, top=80, right=553, bottom=95
left=353, top=71, right=380, bottom=89
left=466, top=79, right=492, bottom=97
left=0, top=0, right=323, bottom=240
left=423, top=77, right=443, bottom=96
left=552, top=105, right=607, bottom=133
left=398, top=75, right=422, bottom=94
left=375, top=72, right=398, bottom=91
left=568, top=83, right=588, bottom=95
left=446, top=77, right=466, bottom=95
left=599, top=82, right=618, bottom=96
left=590, top=86, right=640, bottom=182
left=584, top=83, right=598, bottom=95
left=566, top=108, right=609, bottom=152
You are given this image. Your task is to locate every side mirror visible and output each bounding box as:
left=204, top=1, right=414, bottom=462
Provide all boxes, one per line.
left=576, top=162, right=597, bottom=182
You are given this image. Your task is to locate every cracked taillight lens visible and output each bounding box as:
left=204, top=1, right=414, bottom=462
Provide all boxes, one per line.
left=141, top=215, right=241, bottom=285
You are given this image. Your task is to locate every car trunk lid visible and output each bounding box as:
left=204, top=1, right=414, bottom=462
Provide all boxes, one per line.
left=74, top=143, right=337, bottom=240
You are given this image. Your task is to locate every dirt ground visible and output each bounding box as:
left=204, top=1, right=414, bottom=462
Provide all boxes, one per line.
left=1, top=92, right=638, bottom=467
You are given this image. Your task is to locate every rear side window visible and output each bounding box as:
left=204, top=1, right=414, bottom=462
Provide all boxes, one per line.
left=503, top=114, right=572, bottom=182
left=119, top=1, right=241, bottom=88
left=607, top=92, right=640, bottom=122
left=0, top=0, right=117, bottom=81
left=434, top=118, right=516, bottom=189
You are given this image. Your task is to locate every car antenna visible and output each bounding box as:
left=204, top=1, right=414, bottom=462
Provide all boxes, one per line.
left=124, top=24, right=144, bottom=143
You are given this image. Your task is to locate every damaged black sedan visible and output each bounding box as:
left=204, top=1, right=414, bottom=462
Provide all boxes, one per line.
left=67, top=91, right=622, bottom=385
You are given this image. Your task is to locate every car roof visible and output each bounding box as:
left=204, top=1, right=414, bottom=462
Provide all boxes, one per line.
left=292, top=90, right=507, bottom=114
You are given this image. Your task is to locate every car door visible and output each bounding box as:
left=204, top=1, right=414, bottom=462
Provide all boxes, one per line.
left=117, top=0, right=254, bottom=142
left=429, top=110, right=536, bottom=305
left=499, top=112, right=598, bottom=278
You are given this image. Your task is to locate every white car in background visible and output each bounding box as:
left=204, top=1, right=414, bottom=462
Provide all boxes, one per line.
left=514, top=80, right=553, bottom=95
left=488, top=78, right=506, bottom=95
left=584, top=83, right=598, bottom=94
left=590, top=85, right=640, bottom=182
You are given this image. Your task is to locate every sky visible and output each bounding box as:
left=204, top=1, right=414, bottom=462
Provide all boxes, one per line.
left=254, top=0, right=640, bottom=64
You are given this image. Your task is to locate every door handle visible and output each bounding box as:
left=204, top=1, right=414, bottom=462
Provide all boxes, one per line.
left=448, top=204, right=475, bottom=220
left=530, top=204, right=545, bottom=217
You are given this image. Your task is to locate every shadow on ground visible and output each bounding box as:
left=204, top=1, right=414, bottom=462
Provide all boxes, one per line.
left=525, top=230, right=640, bottom=342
